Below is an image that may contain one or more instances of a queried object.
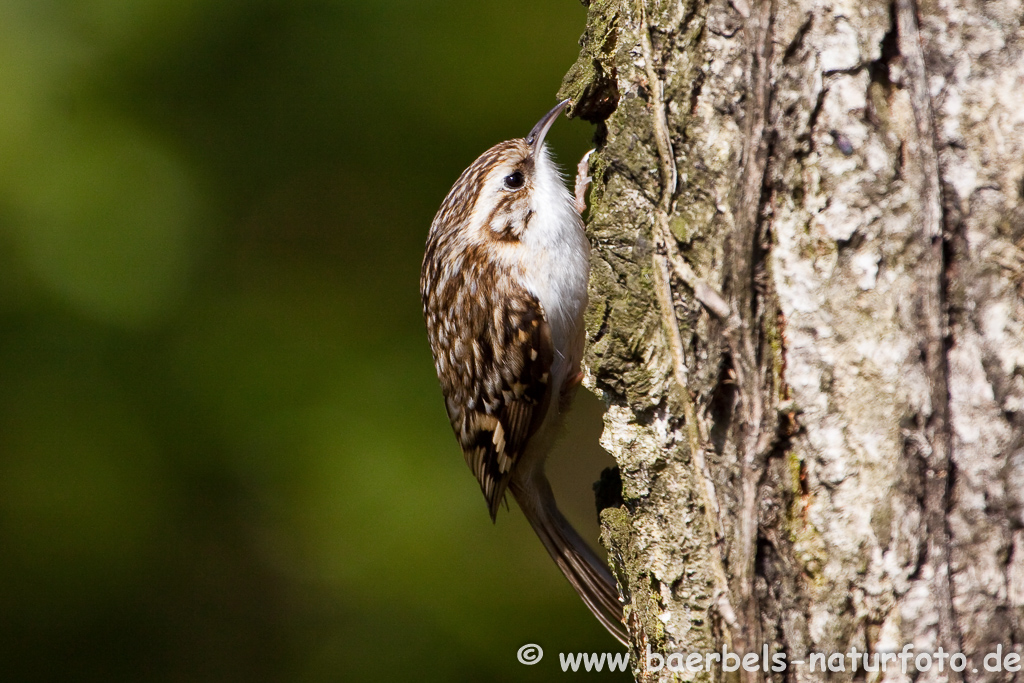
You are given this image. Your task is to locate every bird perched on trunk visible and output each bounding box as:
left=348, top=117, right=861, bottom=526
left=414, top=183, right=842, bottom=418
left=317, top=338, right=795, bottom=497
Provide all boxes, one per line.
left=420, top=100, right=627, bottom=644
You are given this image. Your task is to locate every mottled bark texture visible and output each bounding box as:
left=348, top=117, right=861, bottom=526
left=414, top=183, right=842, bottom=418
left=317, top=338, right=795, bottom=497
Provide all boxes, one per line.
left=559, top=0, right=1024, bottom=680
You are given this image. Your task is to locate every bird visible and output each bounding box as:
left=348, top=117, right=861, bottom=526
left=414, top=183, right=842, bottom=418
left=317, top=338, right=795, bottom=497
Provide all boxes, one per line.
left=420, top=99, right=627, bottom=645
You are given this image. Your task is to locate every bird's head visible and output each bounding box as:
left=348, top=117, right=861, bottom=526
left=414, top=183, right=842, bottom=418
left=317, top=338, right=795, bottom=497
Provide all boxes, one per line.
left=431, top=100, right=573, bottom=244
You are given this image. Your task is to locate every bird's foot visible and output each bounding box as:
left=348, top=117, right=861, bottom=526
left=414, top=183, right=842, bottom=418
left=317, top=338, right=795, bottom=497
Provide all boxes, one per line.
left=560, top=370, right=585, bottom=411
left=574, top=149, right=595, bottom=215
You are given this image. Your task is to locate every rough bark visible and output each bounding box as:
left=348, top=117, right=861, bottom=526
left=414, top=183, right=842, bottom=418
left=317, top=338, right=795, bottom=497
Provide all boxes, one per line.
left=559, top=0, right=1024, bottom=680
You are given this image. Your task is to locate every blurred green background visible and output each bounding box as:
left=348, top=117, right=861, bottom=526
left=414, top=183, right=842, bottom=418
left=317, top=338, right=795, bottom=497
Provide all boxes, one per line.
left=0, top=1, right=629, bottom=681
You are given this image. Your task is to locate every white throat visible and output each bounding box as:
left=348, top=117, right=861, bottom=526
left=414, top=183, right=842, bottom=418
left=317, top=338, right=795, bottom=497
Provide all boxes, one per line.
left=520, top=146, right=590, bottom=393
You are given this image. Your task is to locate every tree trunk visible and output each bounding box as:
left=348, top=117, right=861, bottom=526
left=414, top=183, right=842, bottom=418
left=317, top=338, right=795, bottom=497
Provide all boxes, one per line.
left=558, top=0, right=1024, bottom=680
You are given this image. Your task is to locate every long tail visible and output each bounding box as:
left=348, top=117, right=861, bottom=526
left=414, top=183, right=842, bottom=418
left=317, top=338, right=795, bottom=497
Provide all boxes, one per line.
left=510, top=473, right=628, bottom=645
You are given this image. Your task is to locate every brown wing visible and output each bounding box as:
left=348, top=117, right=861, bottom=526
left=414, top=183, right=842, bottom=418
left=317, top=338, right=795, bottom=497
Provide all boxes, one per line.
left=457, top=300, right=553, bottom=519
left=422, top=260, right=554, bottom=520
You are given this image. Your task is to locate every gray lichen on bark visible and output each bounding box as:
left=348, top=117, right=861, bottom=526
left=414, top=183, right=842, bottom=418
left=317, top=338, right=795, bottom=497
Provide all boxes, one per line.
left=560, top=0, right=1024, bottom=680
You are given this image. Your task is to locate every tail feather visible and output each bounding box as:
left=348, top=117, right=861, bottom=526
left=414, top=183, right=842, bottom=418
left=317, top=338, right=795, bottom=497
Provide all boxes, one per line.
left=510, top=477, right=628, bottom=645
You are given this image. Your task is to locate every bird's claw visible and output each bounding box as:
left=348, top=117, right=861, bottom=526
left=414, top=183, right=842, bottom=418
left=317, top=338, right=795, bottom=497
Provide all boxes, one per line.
left=574, top=149, right=595, bottom=215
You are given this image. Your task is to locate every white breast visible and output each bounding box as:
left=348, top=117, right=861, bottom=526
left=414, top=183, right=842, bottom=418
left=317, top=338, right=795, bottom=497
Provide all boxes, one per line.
left=519, top=146, right=590, bottom=395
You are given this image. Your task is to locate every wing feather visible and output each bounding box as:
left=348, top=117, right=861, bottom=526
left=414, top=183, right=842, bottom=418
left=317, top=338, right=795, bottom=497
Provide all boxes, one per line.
left=424, top=262, right=553, bottom=520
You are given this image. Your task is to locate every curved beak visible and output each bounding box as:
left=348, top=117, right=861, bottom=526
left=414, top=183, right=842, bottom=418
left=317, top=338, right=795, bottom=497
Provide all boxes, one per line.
left=526, top=99, right=570, bottom=154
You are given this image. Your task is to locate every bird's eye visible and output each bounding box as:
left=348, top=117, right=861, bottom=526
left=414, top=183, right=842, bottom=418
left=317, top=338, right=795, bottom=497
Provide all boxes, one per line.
left=503, top=171, right=525, bottom=190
